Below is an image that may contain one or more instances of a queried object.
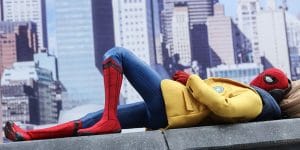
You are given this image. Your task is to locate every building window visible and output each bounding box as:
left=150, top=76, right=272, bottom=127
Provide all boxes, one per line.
left=242, top=5, right=247, bottom=11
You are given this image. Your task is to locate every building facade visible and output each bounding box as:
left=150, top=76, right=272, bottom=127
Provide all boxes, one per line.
left=171, top=4, right=191, bottom=66
left=1, top=84, right=39, bottom=124
left=0, top=33, right=16, bottom=75
left=0, top=21, right=38, bottom=75
left=0, top=0, right=3, bottom=21
left=207, top=63, right=263, bottom=84
left=91, top=0, right=116, bottom=71
left=2, top=0, right=47, bottom=50
left=256, top=0, right=291, bottom=78
left=34, top=50, right=58, bottom=81
left=162, top=0, right=217, bottom=77
left=54, top=0, right=107, bottom=106
left=286, top=13, right=300, bottom=80
left=1, top=62, right=62, bottom=125
left=236, top=0, right=260, bottom=64
left=207, top=3, right=238, bottom=66
left=112, top=0, right=160, bottom=103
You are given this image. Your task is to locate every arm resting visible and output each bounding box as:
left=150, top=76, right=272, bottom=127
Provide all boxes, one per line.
left=186, top=75, right=262, bottom=118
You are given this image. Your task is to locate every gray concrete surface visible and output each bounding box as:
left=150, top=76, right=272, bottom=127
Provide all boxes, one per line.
left=165, top=118, right=300, bottom=149
left=0, top=130, right=168, bottom=150
left=1, top=118, right=300, bottom=150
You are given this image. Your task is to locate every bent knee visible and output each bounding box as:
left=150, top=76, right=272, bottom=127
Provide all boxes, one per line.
left=103, top=47, right=128, bottom=60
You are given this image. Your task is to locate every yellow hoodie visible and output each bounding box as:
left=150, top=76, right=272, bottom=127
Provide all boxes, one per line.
left=161, top=75, right=263, bottom=129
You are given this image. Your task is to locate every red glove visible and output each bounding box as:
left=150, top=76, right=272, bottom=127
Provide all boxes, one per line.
left=173, top=70, right=190, bottom=85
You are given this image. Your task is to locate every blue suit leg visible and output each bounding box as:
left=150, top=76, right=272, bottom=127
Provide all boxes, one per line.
left=80, top=102, right=147, bottom=129
left=103, top=47, right=168, bottom=129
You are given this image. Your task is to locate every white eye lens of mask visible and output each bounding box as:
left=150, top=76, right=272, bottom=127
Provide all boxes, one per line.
left=265, top=76, right=273, bottom=83
left=264, top=75, right=278, bottom=84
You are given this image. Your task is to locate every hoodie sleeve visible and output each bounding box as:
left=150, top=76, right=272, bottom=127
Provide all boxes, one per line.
left=186, top=75, right=262, bottom=119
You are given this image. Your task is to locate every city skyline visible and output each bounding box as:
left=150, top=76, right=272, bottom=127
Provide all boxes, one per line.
left=1, top=0, right=300, bottom=127
left=220, top=0, right=300, bottom=18
left=46, top=0, right=300, bottom=54
left=1, top=0, right=299, bottom=101
left=0, top=21, right=38, bottom=75
left=3, top=0, right=48, bottom=50
left=12, top=0, right=300, bottom=106
left=161, top=0, right=216, bottom=78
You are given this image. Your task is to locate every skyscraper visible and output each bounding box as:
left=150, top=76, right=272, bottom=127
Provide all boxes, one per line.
left=286, top=13, right=300, bottom=80
left=161, top=0, right=216, bottom=77
left=207, top=3, right=238, bottom=66
left=1, top=84, right=38, bottom=125
left=2, top=0, right=48, bottom=50
left=207, top=63, right=263, bottom=84
left=112, top=0, right=161, bottom=103
left=34, top=50, right=58, bottom=81
left=0, top=0, right=3, bottom=21
left=91, top=0, right=115, bottom=72
left=236, top=0, right=260, bottom=64
left=0, top=33, right=16, bottom=75
left=55, top=0, right=116, bottom=106
left=1, top=61, right=61, bottom=125
left=171, top=3, right=191, bottom=66
left=0, top=21, right=38, bottom=75
left=256, top=0, right=291, bottom=78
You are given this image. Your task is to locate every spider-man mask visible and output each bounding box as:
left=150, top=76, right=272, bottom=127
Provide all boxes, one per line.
left=250, top=68, right=291, bottom=103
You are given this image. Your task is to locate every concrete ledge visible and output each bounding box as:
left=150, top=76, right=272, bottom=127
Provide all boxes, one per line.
left=0, top=130, right=168, bottom=150
left=1, top=118, right=300, bottom=150
left=165, top=118, right=300, bottom=149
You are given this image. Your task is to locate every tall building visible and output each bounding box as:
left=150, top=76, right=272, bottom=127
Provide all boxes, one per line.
left=1, top=62, right=62, bottom=124
left=1, top=84, right=39, bottom=124
left=207, top=3, right=238, bottom=66
left=171, top=3, right=191, bottom=66
left=156, top=0, right=165, bottom=65
left=236, top=0, right=260, bottom=64
left=55, top=0, right=114, bottom=106
left=34, top=50, right=58, bottom=81
left=286, top=13, right=300, bottom=80
left=0, top=0, right=3, bottom=21
left=152, top=0, right=163, bottom=65
left=256, top=0, right=291, bottom=78
left=0, top=33, right=16, bottom=75
left=2, top=0, right=47, bottom=50
left=233, top=23, right=252, bottom=64
left=207, top=63, right=263, bottom=84
left=0, top=21, right=38, bottom=75
left=113, top=0, right=161, bottom=103
left=91, top=0, right=115, bottom=71
left=162, top=0, right=217, bottom=77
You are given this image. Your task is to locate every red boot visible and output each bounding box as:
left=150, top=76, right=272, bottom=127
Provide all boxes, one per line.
left=4, top=121, right=31, bottom=141
left=78, top=58, right=123, bottom=135
left=4, top=120, right=82, bottom=141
